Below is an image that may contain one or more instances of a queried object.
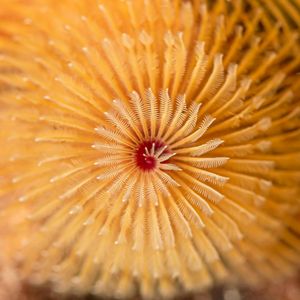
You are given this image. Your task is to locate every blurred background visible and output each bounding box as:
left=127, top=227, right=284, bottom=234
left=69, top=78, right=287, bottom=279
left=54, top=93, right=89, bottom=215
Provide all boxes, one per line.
left=2, top=273, right=299, bottom=300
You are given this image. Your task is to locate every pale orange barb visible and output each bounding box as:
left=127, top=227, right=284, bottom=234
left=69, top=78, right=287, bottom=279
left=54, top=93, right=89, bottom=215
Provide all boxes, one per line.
left=0, top=0, right=300, bottom=299
left=0, top=259, right=22, bottom=300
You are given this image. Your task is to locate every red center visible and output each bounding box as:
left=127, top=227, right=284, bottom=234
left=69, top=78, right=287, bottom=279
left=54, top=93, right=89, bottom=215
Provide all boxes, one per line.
left=135, top=140, right=166, bottom=171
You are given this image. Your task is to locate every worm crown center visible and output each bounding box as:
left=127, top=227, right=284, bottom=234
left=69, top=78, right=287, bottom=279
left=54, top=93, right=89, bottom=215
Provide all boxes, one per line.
left=135, top=140, right=172, bottom=172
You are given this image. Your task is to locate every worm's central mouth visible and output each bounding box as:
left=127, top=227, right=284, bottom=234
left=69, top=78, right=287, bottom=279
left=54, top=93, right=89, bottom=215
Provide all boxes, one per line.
left=135, top=140, right=170, bottom=171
